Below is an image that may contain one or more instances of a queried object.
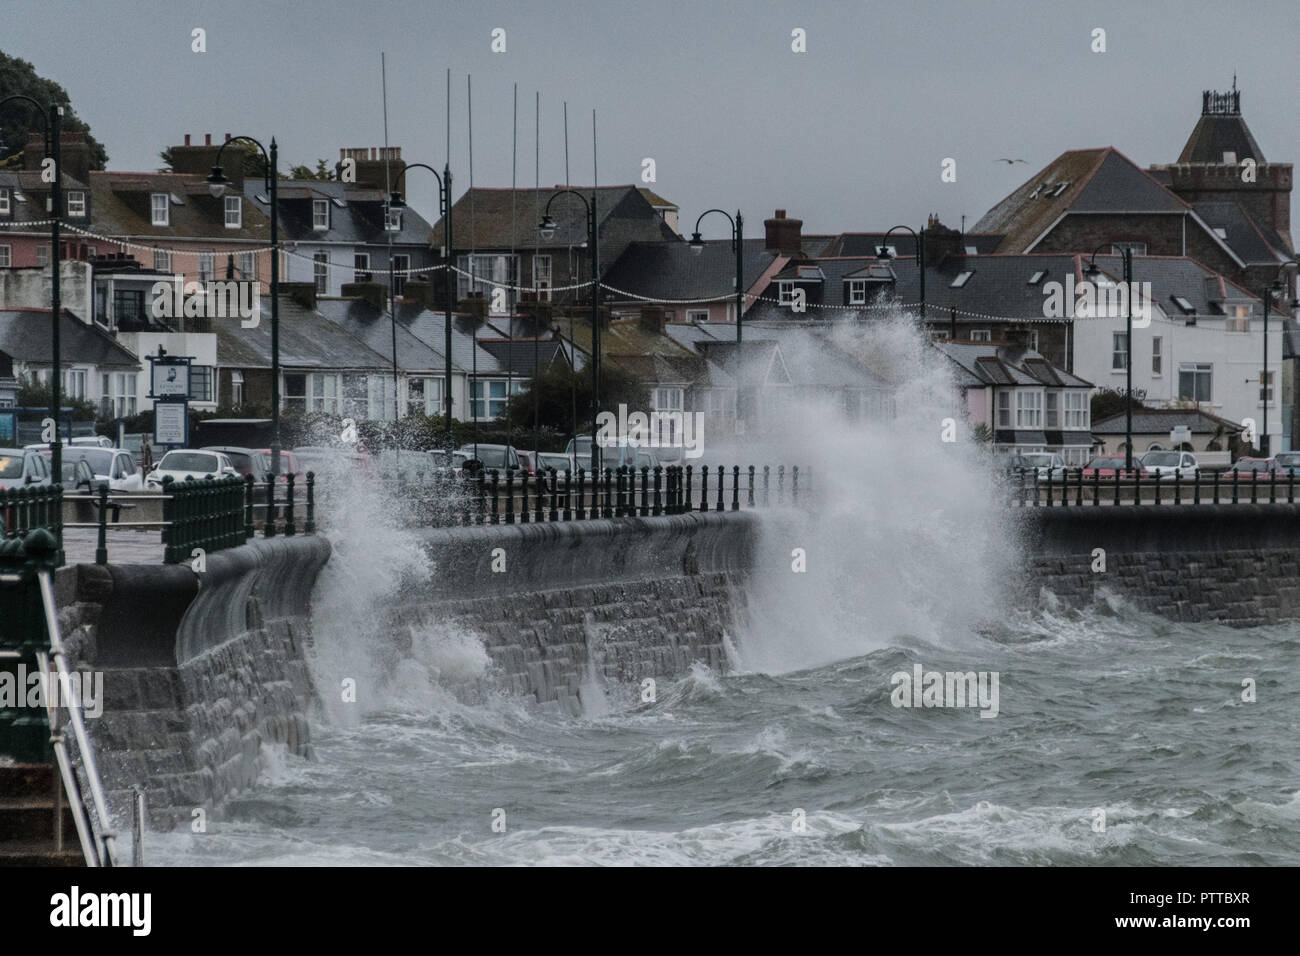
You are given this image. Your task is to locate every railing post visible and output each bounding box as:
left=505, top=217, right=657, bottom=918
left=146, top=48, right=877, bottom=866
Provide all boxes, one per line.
left=547, top=469, right=558, bottom=522
left=1134, top=468, right=1143, bottom=506
left=652, top=466, right=662, bottom=517
left=519, top=467, right=529, bottom=523
left=790, top=466, right=798, bottom=507
left=1212, top=469, right=1220, bottom=505
left=716, top=465, right=725, bottom=511
left=1269, top=468, right=1277, bottom=505
left=161, top=476, right=175, bottom=563
left=1092, top=468, right=1100, bottom=506
left=1290, top=468, right=1296, bottom=505
left=264, top=473, right=277, bottom=537
left=747, top=465, right=755, bottom=508
left=778, top=465, right=785, bottom=505
left=244, top=474, right=256, bottom=538
left=284, top=473, right=296, bottom=536
left=603, top=468, right=613, bottom=519
left=732, top=466, right=741, bottom=511
left=1113, top=469, right=1120, bottom=507
left=761, top=465, right=769, bottom=507
left=699, top=463, right=709, bottom=512
left=640, top=466, right=650, bottom=517
left=563, top=469, right=573, bottom=521
left=94, top=483, right=108, bottom=565
left=1231, top=470, right=1239, bottom=505
left=475, top=473, right=486, bottom=524
left=490, top=470, right=501, bottom=524
left=1153, top=470, right=1161, bottom=506
left=1173, top=469, right=1181, bottom=506
left=1045, top=468, right=1054, bottom=507
left=576, top=468, right=586, bottom=520
left=1250, top=469, right=1257, bottom=505
left=1192, top=468, right=1200, bottom=506
left=686, top=465, right=695, bottom=512
left=305, top=472, right=316, bottom=533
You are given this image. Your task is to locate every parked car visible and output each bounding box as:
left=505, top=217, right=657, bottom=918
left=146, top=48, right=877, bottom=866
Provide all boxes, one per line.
left=537, top=452, right=572, bottom=474
left=1226, top=457, right=1286, bottom=480
left=564, top=435, right=665, bottom=473
left=63, top=447, right=143, bottom=492
left=60, top=457, right=97, bottom=492
left=1272, top=452, right=1300, bottom=473
left=1081, top=456, right=1150, bottom=479
left=145, top=449, right=237, bottom=489
left=1140, top=450, right=1199, bottom=480
left=252, top=449, right=304, bottom=483
left=200, top=445, right=260, bottom=478
left=1017, top=452, right=1066, bottom=481
left=517, top=451, right=539, bottom=476
left=454, top=444, right=522, bottom=474
left=291, top=446, right=374, bottom=481
left=0, top=447, right=53, bottom=489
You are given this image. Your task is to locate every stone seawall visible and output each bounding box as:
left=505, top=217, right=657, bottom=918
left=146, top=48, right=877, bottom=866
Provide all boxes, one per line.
left=388, top=512, right=760, bottom=713
left=56, top=535, right=330, bottom=829
left=1016, top=504, right=1300, bottom=626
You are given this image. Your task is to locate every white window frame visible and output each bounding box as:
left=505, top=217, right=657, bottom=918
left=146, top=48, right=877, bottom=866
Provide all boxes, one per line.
left=151, top=193, right=169, bottom=226
left=996, top=390, right=1012, bottom=428
left=224, top=195, right=242, bottom=228
left=198, top=251, right=215, bottom=282
left=1028, top=330, right=1039, bottom=351
left=471, top=379, right=510, bottom=419
left=686, top=309, right=709, bottom=323
left=778, top=280, right=794, bottom=305
left=1112, top=332, right=1128, bottom=370
left=153, top=248, right=172, bottom=272
left=392, top=254, right=410, bottom=297
left=848, top=279, right=867, bottom=305
left=653, top=387, right=684, bottom=412
left=354, top=252, right=370, bottom=282
left=312, top=199, right=330, bottom=231
left=231, top=370, right=244, bottom=409
left=0, top=188, right=9, bottom=216
left=969, top=329, right=991, bottom=342
left=0, top=244, right=9, bottom=267
left=63, top=368, right=88, bottom=400
left=1111, top=243, right=1147, bottom=256
left=1259, top=369, right=1275, bottom=404
left=313, top=252, right=329, bottom=294
left=533, top=253, right=552, bottom=301
left=1178, top=362, right=1213, bottom=403
left=1152, top=336, right=1162, bottom=375
left=66, top=191, right=86, bottom=218
left=1015, top=389, right=1043, bottom=428
left=100, top=371, right=138, bottom=418
left=1044, top=391, right=1060, bottom=428
left=310, top=372, right=341, bottom=414
left=237, top=251, right=256, bottom=280
left=36, top=244, right=49, bottom=266
left=1225, top=303, right=1251, bottom=333
left=1063, top=391, right=1088, bottom=429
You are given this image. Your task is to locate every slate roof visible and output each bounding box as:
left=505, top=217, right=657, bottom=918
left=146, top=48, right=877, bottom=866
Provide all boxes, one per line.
left=602, top=238, right=778, bottom=302
left=826, top=232, right=1003, bottom=257
left=91, top=171, right=270, bottom=241
left=1091, top=408, right=1242, bottom=435
left=562, top=317, right=705, bottom=385
left=247, top=178, right=434, bottom=246
left=215, top=295, right=391, bottom=370
left=974, top=148, right=1190, bottom=253
left=0, top=309, right=139, bottom=368
left=0, top=170, right=92, bottom=227
left=476, top=338, right=567, bottom=377
left=1177, top=107, right=1265, bottom=164
left=313, top=298, right=448, bottom=372
left=934, top=341, right=1092, bottom=388
left=429, top=185, right=680, bottom=271
left=1191, top=201, right=1292, bottom=265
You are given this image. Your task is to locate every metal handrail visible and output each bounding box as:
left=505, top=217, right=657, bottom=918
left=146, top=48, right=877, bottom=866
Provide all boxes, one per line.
left=36, top=569, right=120, bottom=867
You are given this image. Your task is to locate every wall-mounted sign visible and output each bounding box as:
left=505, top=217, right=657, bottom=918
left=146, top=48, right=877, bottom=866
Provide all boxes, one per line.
left=147, top=346, right=193, bottom=400
left=154, top=401, right=188, bottom=447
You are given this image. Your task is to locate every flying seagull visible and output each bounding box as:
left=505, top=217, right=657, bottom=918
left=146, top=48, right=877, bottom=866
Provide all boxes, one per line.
left=996, top=158, right=1028, bottom=164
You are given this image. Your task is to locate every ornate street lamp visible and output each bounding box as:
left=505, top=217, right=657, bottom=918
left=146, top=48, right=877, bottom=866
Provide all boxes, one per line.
left=207, top=136, right=281, bottom=473
left=390, top=162, right=454, bottom=447
left=876, top=224, right=926, bottom=322
left=689, top=209, right=745, bottom=423
left=539, top=190, right=600, bottom=471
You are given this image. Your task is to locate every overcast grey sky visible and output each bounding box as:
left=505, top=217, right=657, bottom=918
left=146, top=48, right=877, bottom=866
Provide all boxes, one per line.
left=6, top=0, right=1298, bottom=238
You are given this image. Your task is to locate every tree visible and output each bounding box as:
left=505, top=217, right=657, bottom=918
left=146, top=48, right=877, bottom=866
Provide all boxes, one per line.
left=17, top=373, right=97, bottom=420
left=0, top=51, right=109, bottom=169
left=287, top=159, right=335, bottom=181
left=158, top=140, right=267, bottom=178
left=503, top=363, right=650, bottom=438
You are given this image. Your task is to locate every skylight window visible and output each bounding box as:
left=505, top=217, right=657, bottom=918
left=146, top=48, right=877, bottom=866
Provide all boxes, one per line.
left=1213, top=227, right=1227, bottom=239
left=1049, top=182, right=1070, bottom=197
left=965, top=245, right=978, bottom=255
left=1028, top=270, right=1046, bottom=285
left=951, top=271, right=974, bottom=288
left=1171, top=295, right=1195, bottom=314
left=169, top=193, right=184, bottom=205
left=331, top=197, right=346, bottom=208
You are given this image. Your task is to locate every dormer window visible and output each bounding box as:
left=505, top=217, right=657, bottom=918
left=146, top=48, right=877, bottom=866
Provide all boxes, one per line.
left=951, top=271, right=974, bottom=288
left=1171, top=295, right=1195, bottom=315
left=1028, top=270, right=1045, bottom=285
left=1213, top=227, right=1227, bottom=239
left=0, top=187, right=10, bottom=216
left=1223, top=151, right=1237, bottom=164
left=847, top=279, right=867, bottom=305
left=66, top=191, right=86, bottom=217
left=778, top=280, right=794, bottom=305
left=151, top=193, right=169, bottom=226
left=313, top=199, right=330, bottom=230
left=964, top=245, right=978, bottom=255
left=1111, top=242, right=1146, bottom=256
left=224, top=195, right=242, bottom=228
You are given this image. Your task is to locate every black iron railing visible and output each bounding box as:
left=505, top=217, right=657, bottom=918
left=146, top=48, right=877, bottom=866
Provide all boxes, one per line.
left=1007, top=468, right=1298, bottom=507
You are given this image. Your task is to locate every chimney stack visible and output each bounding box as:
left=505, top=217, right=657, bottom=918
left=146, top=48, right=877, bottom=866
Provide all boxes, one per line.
left=764, top=209, right=803, bottom=256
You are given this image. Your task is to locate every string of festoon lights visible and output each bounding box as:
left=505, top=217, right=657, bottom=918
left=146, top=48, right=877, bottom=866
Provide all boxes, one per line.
left=7, top=219, right=1269, bottom=329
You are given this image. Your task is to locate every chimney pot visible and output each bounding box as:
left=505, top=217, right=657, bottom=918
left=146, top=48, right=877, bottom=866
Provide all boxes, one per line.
left=224, top=133, right=231, bottom=142
left=185, top=134, right=191, bottom=146
left=775, top=209, right=786, bottom=218
left=204, top=134, right=211, bottom=146
left=764, top=209, right=803, bottom=256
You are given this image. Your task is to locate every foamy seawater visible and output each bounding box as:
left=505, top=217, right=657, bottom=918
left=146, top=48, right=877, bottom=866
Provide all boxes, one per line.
left=145, top=599, right=1300, bottom=866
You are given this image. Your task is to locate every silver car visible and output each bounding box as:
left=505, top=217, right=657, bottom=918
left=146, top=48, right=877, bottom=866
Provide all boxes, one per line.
left=1141, top=450, right=1198, bottom=479
left=0, top=448, right=53, bottom=490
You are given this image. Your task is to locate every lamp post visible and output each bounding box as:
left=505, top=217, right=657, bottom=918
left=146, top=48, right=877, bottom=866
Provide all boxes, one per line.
left=207, top=136, right=280, bottom=474
left=389, top=162, right=454, bottom=447
left=1084, top=245, right=1135, bottom=471
left=689, top=209, right=745, bottom=424
left=2, top=96, right=61, bottom=477
left=539, top=190, right=599, bottom=472
left=876, top=224, right=926, bottom=322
